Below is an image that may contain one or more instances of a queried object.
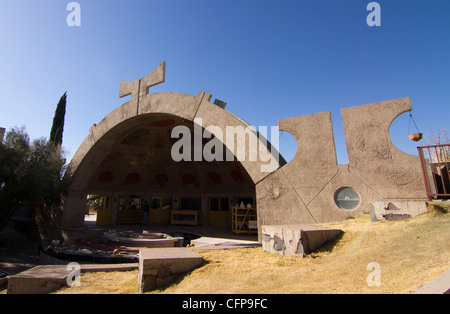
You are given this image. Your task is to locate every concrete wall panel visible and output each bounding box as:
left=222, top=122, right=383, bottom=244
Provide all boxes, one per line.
left=256, top=169, right=316, bottom=241
left=342, top=97, right=424, bottom=199
left=257, top=97, right=426, bottom=233
left=278, top=111, right=338, bottom=205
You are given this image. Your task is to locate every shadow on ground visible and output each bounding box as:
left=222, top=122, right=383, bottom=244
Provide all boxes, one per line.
left=0, top=227, right=40, bottom=278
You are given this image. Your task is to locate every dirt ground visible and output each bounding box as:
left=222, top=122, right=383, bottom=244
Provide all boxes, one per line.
left=2, top=207, right=450, bottom=294
left=55, top=210, right=450, bottom=294
left=0, top=228, right=40, bottom=278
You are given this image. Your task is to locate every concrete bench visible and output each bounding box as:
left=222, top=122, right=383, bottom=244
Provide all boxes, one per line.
left=6, top=263, right=139, bottom=294
left=138, top=248, right=203, bottom=293
left=262, top=224, right=343, bottom=257
left=7, top=265, right=75, bottom=294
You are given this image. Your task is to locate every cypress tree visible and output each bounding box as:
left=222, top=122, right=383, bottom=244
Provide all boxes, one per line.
left=50, top=92, right=67, bottom=147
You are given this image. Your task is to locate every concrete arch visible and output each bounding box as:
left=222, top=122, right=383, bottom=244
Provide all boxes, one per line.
left=68, top=91, right=281, bottom=191
left=63, top=85, right=283, bottom=227
left=63, top=62, right=426, bottom=233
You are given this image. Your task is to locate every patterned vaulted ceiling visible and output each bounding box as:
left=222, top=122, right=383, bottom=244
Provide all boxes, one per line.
left=86, top=118, right=255, bottom=195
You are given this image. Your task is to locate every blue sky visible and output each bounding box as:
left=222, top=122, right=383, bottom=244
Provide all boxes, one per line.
left=0, top=0, right=449, bottom=164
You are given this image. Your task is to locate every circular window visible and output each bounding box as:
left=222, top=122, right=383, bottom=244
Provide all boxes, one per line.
left=335, top=187, right=360, bottom=210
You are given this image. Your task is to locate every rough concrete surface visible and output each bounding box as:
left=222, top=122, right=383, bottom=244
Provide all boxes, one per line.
left=138, top=248, right=203, bottom=293
left=261, top=225, right=342, bottom=257
left=7, top=265, right=74, bottom=294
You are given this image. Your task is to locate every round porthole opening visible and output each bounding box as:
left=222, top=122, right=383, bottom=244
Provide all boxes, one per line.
left=334, top=187, right=360, bottom=210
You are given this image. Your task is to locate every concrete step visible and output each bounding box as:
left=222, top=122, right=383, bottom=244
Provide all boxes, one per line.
left=138, top=248, right=203, bottom=293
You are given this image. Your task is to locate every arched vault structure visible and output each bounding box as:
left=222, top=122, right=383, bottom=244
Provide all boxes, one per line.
left=62, top=62, right=284, bottom=227
left=63, top=62, right=426, bottom=237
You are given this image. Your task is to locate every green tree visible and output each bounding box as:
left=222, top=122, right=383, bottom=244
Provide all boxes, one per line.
left=0, top=127, right=71, bottom=233
left=49, top=92, right=67, bottom=147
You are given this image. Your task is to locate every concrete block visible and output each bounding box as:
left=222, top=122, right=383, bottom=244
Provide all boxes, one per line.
left=261, top=225, right=342, bottom=257
left=7, top=266, right=74, bottom=294
left=138, top=248, right=203, bottom=293
left=370, top=200, right=427, bottom=221
left=0, top=277, right=7, bottom=291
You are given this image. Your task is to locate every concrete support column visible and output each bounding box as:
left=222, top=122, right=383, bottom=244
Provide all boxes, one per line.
left=62, top=191, right=86, bottom=228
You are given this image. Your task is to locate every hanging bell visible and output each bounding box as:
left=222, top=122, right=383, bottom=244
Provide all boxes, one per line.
left=409, top=133, right=423, bottom=142
left=408, top=111, right=422, bottom=142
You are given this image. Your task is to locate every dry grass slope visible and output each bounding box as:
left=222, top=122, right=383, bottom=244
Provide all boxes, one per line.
left=55, top=207, right=450, bottom=294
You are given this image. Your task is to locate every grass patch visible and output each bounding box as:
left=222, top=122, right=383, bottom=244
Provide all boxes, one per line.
left=54, top=270, right=140, bottom=294
left=427, top=201, right=450, bottom=215
left=54, top=211, right=450, bottom=294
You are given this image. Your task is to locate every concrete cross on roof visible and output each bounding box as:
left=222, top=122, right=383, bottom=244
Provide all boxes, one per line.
left=119, top=61, right=166, bottom=109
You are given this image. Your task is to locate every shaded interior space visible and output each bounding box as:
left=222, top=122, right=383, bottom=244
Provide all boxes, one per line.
left=82, top=114, right=257, bottom=234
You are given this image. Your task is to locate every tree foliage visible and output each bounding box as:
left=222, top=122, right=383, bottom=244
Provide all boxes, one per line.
left=426, top=125, right=450, bottom=162
left=49, top=92, right=67, bottom=147
left=0, top=127, right=71, bottom=232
